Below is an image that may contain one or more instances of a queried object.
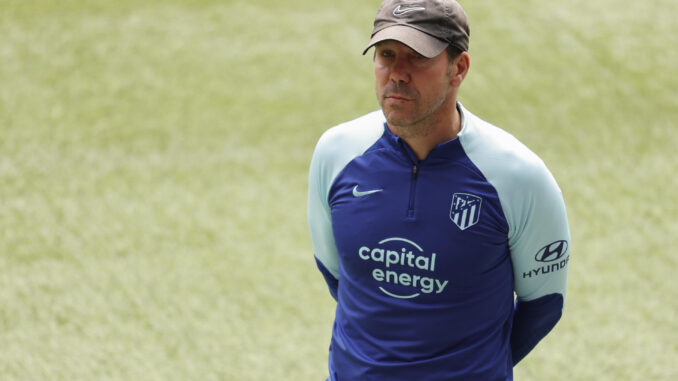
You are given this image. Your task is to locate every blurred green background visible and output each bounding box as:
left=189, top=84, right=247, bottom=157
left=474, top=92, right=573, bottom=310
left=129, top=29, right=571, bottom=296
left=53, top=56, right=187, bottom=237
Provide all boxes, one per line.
left=1, top=0, right=676, bottom=380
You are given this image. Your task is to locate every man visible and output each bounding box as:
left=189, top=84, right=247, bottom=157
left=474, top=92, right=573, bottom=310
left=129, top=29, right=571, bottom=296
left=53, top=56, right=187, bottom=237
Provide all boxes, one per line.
left=307, top=0, right=571, bottom=379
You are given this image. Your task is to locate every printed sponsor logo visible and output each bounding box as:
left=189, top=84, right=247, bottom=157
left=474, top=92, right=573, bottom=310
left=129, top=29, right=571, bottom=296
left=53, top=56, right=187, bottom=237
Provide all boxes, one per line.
left=535, top=240, right=568, bottom=262
left=358, top=237, right=448, bottom=299
left=523, top=240, right=570, bottom=279
left=450, top=193, right=482, bottom=230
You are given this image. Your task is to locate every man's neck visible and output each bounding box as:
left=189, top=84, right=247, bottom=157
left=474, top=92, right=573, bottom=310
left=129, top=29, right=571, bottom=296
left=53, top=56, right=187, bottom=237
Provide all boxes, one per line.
left=388, top=103, right=461, bottom=161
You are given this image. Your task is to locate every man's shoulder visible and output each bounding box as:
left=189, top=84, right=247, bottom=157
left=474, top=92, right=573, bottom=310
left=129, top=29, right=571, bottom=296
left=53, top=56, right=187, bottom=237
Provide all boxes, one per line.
left=313, top=110, right=386, bottom=163
left=459, top=106, right=549, bottom=181
left=458, top=105, right=563, bottom=208
left=318, top=110, right=386, bottom=147
left=458, top=106, right=565, bottom=238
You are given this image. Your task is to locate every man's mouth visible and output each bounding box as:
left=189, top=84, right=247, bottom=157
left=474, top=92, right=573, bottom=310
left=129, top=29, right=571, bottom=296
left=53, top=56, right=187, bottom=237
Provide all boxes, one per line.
left=385, top=94, right=413, bottom=102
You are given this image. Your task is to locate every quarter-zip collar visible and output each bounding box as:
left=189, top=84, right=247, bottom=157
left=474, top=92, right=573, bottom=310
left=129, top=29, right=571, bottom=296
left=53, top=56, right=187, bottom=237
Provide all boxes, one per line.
left=381, top=102, right=469, bottom=164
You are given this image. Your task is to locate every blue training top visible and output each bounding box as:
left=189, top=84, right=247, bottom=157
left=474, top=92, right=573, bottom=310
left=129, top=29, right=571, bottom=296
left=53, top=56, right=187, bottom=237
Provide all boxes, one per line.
left=308, top=103, right=570, bottom=381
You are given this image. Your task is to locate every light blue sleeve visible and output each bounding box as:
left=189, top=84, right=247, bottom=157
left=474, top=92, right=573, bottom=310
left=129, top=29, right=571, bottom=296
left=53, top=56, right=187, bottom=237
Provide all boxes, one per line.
left=458, top=106, right=570, bottom=303
left=502, top=159, right=570, bottom=363
left=504, top=160, right=570, bottom=365
left=504, top=160, right=570, bottom=303
left=308, top=132, right=341, bottom=280
left=307, top=111, right=387, bottom=287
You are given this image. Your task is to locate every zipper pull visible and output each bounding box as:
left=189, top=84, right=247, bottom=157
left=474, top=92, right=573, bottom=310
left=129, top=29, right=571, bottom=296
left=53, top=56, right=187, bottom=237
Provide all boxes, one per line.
left=412, top=165, right=418, bottom=179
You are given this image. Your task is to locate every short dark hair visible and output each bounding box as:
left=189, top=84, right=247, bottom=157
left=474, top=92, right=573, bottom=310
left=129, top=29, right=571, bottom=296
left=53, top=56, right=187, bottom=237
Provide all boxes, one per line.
left=446, top=45, right=464, bottom=63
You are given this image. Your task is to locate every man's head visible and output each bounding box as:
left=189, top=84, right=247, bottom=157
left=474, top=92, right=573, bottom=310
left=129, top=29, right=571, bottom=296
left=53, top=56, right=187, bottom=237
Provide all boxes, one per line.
left=363, top=0, right=470, bottom=59
left=366, top=0, right=470, bottom=131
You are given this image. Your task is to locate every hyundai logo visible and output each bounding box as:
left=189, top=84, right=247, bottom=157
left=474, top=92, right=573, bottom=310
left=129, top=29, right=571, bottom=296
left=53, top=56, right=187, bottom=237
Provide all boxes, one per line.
left=535, top=240, right=569, bottom=262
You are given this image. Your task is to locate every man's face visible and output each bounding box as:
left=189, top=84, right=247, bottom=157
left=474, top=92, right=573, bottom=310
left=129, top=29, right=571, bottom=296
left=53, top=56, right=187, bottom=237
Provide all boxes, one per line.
left=374, top=41, right=453, bottom=129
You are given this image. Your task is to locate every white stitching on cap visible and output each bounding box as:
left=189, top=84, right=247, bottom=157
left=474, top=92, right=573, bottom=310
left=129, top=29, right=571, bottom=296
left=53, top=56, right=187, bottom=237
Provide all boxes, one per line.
left=392, top=5, right=426, bottom=17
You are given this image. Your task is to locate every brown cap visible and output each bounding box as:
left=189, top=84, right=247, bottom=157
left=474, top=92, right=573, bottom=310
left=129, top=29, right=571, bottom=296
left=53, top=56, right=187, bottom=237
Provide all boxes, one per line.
left=363, top=0, right=470, bottom=58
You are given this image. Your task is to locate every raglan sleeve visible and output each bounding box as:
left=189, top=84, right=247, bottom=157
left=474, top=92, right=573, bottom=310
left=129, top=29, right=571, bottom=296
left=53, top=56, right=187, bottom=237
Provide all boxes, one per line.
left=308, top=133, right=340, bottom=301
left=507, top=161, right=571, bottom=365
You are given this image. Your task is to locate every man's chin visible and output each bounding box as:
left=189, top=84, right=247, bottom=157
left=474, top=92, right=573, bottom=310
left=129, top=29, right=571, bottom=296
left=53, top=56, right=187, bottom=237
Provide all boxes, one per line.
left=384, top=109, right=416, bottom=128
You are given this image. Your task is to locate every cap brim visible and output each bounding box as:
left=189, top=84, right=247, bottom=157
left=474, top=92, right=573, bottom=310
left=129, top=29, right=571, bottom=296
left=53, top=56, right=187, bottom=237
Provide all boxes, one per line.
left=362, top=25, right=448, bottom=58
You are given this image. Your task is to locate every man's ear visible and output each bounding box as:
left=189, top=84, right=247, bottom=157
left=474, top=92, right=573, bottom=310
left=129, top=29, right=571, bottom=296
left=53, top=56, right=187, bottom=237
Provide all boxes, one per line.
left=450, top=52, right=470, bottom=87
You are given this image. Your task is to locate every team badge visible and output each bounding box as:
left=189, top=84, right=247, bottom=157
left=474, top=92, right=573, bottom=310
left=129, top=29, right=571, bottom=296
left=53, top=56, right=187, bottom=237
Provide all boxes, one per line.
left=450, top=193, right=482, bottom=231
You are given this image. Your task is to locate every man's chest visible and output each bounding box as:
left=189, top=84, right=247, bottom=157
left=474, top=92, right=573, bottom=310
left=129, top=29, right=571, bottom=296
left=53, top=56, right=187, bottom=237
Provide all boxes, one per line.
left=328, top=159, right=511, bottom=298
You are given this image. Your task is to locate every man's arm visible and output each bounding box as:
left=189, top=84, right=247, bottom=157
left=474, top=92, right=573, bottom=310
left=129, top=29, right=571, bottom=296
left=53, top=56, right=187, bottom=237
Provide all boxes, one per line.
left=510, top=293, right=564, bottom=365
left=307, top=130, right=341, bottom=301
left=307, top=111, right=387, bottom=302
left=315, top=257, right=338, bottom=301
left=508, top=162, right=571, bottom=366
left=455, top=106, right=571, bottom=365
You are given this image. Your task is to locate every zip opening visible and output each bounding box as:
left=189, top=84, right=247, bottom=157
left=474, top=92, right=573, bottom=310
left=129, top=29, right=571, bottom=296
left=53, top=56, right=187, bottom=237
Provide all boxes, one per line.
left=407, top=164, right=418, bottom=218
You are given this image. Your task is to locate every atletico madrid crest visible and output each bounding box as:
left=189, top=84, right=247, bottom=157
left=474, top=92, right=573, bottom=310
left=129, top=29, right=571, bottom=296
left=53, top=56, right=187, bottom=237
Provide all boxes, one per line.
left=450, top=193, right=482, bottom=231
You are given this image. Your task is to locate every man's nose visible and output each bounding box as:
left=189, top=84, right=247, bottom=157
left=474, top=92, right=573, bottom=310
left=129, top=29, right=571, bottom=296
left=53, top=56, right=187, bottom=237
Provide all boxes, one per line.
left=389, top=57, right=411, bottom=84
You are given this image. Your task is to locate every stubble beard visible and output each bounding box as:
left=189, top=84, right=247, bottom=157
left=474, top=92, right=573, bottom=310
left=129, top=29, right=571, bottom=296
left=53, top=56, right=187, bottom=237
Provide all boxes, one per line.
left=380, top=92, right=448, bottom=140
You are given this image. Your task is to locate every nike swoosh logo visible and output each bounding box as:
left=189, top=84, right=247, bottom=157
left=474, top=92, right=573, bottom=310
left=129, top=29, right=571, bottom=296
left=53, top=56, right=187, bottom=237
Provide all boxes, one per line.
left=352, top=185, right=383, bottom=197
left=393, top=5, right=426, bottom=17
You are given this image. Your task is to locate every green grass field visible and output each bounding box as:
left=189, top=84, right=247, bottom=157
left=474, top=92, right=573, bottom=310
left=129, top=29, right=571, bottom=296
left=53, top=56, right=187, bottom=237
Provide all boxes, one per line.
left=1, top=0, right=676, bottom=380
